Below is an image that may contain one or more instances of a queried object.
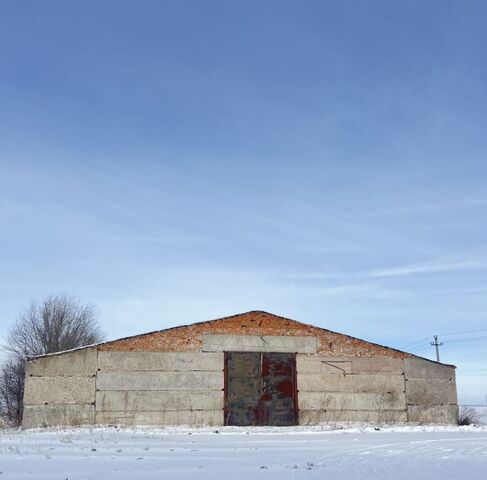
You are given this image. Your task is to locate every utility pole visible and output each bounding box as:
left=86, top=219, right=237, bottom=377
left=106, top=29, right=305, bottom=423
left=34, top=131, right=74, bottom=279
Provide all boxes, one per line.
left=431, top=335, right=443, bottom=362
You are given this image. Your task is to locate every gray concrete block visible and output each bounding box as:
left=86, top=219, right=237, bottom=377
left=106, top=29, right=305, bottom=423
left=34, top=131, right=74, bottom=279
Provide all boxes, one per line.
left=24, top=376, right=95, bottom=405
left=406, top=379, right=457, bottom=405
left=97, top=351, right=223, bottom=372
left=352, top=357, right=404, bottom=375
left=297, top=356, right=352, bottom=375
left=407, top=405, right=458, bottom=424
left=299, top=409, right=407, bottom=424
left=96, top=390, right=223, bottom=412
left=26, top=348, right=97, bottom=377
left=299, top=391, right=406, bottom=411
left=404, top=358, right=455, bottom=380
left=202, top=334, right=318, bottom=354
left=22, top=404, right=95, bottom=428
left=298, top=373, right=405, bottom=395
left=95, top=410, right=223, bottom=426
left=96, top=371, right=223, bottom=391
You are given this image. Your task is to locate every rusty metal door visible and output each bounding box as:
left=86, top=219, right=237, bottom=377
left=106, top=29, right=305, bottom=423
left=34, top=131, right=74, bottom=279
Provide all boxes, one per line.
left=224, top=351, right=298, bottom=426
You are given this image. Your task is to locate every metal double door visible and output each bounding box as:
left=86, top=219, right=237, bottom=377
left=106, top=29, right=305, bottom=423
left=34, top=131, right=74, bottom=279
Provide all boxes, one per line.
left=224, top=351, right=298, bottom=426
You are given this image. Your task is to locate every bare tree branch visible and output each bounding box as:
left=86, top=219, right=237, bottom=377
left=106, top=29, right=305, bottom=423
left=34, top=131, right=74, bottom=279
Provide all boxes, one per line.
left=0, top=293, right=105, bottom=426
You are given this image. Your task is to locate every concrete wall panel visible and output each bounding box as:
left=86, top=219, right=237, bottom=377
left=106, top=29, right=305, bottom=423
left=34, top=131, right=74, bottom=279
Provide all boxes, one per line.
left=408, top=405, right=458, bottom=424
left=96, top=371, right=223, bottom=391
left=98, top=351, right=223, bottom=372
left=23, top=405, right=94, bottom=428
left=404, top=358, right=455, bottom=380
left=299, top=391, right=406, bottom=411
left=404, top=357, right=458, bottom=424
left=24, top=376, right=95, bottom=405
left=96, top=390, right=223, bottom=412
left=297, top=356, right=404, bottom=375
left=300, top=409, right=407, bottom=424
left=202, top=334, right=318, bottom=354
left=298, top=374, right=405, bottom=395
left=96, top=410, right=223, bottom=426
left=26, top=348, right=97, bottom=377
left=406, top=379, right=457, bottom=406
left=94, top=351, right=225, bottom=428
left=352, top=357, right=404, bottom=375
left=297, top=356, right=352, bottom=375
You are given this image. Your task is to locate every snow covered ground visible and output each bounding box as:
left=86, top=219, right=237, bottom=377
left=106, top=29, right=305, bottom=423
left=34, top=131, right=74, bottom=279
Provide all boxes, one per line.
left=1, top=425, right=486, bottom=479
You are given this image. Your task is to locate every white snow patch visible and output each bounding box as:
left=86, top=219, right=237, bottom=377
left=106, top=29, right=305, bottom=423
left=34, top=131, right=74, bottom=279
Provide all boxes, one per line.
left=0, top=425, right=486, bottom=479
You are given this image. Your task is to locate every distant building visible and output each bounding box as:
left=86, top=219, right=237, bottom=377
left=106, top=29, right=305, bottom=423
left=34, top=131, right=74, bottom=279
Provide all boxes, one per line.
left=22, top=311, right=458, bottom=428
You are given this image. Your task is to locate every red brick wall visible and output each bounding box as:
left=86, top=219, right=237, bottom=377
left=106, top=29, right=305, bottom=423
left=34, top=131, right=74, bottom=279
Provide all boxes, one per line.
left=98, top=311, right=409, bottom=358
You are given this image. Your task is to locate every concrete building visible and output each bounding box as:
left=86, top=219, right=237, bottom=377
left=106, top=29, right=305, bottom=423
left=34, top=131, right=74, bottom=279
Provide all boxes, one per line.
left=22, top=311, right=458, bottom=428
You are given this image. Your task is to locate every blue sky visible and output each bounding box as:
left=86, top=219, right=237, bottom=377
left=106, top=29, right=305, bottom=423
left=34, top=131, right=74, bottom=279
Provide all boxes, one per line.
left=1, top=1, right=486, bottom=403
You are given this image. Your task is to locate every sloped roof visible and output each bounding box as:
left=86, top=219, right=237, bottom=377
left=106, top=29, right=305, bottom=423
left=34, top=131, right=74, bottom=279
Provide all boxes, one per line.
left=28, top=310, right=455, bottom=366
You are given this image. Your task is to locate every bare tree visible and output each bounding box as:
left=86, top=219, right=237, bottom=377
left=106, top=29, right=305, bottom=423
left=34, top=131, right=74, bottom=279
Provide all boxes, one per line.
left=0, top=293, right=105, bottom=426
left=0, top=358, right=25, bottom=425
left=458, top=407, right=482, bottom=426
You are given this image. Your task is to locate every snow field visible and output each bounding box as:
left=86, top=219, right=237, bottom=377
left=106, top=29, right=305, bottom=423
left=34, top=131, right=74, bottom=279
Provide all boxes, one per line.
left=0, top=425, right=486, bottom=479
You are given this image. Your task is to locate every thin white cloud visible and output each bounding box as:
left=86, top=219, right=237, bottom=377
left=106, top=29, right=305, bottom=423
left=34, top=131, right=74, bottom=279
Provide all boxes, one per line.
left=287, top=256, right=487, bottom=282
left=362, top=196, right=487, bottom=219
left=368, top=257, right=487, bottom=278
left=311, top=284, right=388, bottom=298
left=285, top=272, right=344, bottom=280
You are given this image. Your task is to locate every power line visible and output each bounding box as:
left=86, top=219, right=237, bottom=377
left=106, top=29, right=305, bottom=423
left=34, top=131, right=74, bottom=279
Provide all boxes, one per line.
left=401, top=328, right=487, bottom=350
left=401, top=336, right=434, bottom=349
left=408, top=344, right=432, bottom=352
left=444, top=336, right=487, bottom=344
left=439, top=328, right=487, bottom=337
